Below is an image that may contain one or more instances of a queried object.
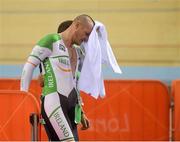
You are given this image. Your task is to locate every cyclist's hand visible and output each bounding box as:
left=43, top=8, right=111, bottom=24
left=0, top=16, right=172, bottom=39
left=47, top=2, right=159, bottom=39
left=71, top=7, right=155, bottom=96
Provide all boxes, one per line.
left=81, top=113, right=90, bottom=130
left=38, top=74, right=44, bottom=87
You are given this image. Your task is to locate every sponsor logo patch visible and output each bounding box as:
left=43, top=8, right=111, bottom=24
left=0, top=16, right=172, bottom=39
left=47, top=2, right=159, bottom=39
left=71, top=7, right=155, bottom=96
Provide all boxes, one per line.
left=59, top=44, right=66, bottom=52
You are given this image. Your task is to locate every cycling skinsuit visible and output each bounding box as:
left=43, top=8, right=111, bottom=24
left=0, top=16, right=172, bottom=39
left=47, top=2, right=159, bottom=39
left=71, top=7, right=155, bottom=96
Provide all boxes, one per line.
left=21, top=33, right=81, bottom=141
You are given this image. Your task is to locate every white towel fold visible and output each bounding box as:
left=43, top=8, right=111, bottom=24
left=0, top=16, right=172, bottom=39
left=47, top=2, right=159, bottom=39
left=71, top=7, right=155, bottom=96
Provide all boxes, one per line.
left=78, top=21, right=122, bottom=99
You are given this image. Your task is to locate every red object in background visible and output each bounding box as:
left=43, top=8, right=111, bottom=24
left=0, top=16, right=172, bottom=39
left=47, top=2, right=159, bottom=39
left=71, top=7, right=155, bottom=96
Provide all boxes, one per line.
left=0, top=90, right=40, bottom=141
left=0, top=79, right=170, bottom=141
left=172, top=80, right=180, bottom=141
left=79, top=80, right=170, bottom=141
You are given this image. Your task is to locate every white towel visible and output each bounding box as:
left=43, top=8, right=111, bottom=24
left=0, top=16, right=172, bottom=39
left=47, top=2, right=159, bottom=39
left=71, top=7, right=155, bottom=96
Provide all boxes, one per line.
left=78, top=21, right=122, bottom=99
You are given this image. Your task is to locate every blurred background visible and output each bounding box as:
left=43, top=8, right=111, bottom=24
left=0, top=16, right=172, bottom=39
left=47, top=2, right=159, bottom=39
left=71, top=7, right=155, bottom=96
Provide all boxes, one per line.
left=0, top=0, right=180, bottom=141
left=0, top=0, right=179, bottom=85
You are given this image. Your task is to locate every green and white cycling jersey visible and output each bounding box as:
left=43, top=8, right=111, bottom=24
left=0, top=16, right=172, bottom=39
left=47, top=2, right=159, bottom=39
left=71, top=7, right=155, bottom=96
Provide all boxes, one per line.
left=21, top=33, right=84, bottom=97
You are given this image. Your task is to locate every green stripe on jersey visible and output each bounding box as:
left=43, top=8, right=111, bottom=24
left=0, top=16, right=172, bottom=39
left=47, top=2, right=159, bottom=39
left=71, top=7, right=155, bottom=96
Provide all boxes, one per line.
left=52, top=55, right=69, bottom=59
left=29, top=55, right=42, bottom=62
left=42, top=58, right=57, bottom=95
left=48, top=105, right=61, bottom=119
left=60, top=137, right=74, bottom=141
left=37, top=34, right=61, bottom=50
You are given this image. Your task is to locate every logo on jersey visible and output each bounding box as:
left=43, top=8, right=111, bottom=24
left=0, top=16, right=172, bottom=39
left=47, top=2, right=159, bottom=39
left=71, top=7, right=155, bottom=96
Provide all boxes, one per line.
left=58, top=58, right=70, bottom=66
left=59, top=44, right=66, bottom=52
left=53, top=111, right=70, bottom=138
